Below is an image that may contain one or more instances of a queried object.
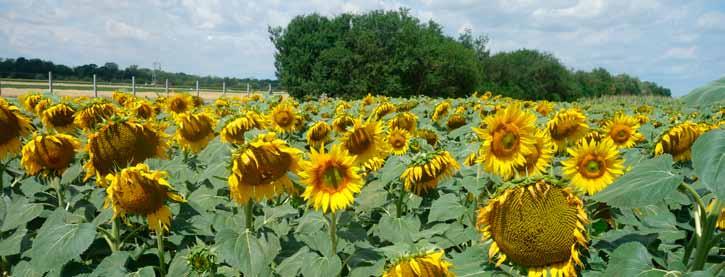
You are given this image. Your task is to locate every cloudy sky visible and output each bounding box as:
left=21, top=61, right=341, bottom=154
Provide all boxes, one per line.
left=1, top=0, right=723, bottom=96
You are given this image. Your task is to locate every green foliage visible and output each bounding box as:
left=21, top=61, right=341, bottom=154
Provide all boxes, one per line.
left=681, top=76, right=725, bottom=107
left=691, top=130, right=725, bottom=199
left=593, top=155, right=683, bottom=208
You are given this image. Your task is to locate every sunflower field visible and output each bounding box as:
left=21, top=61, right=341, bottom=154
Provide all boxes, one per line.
left=0, top=91, right=723, bottom=277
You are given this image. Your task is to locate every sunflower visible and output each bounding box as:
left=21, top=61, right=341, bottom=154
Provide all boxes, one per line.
left=166, top=93, right=194, bottom=114
left=535, top=101, right=554, bottom=116
left=191, top=96, right=205, bottom=107
left=446, top=113, right=467, bottom=130
left=562, top=139, right=624, bottom=195
left=602, top=114, right=643, bottom=149
left=432, top=101, right=451, bottom=122
left=104, top=163, right=185, bottom=233
left=131, top=100, right=156, bottom=120
left=220, top=111, right=266, bottom=145
left=477, top=179, right=588, bottom=277
left=0, top=100, right=34, bottom=159
left=371, top=103, right=397, bottom=120
left=21, top=133, right=81, bottom=176
left=306, top=121, right=332, bottom=149
left=400, top=151, right=459, bottom=195
left=332, top=114, right=355, bottom=133
left=472, top=104, right=537, bottom=180
left=335, top=102, right=352, bottom=115
left=362, top=93, right=375, bottom=106
left=718, top=208, right=725, bottom=231
left=300, top=144, right=363, bottom=213
left=41, top=103, right=76, bottom=132
left=546, top=109, right=589, bottom=152
left=269, top=102, right=298, bottom=133
left=175, top=112, right=216, bottom=153
left=34, top=98, right=52, bottom=115
left=515, top=130, right=555, bottom=177
left=387, top=128, right=411, bottom=156
left=228, top=133, right=301, bottom=204
left=635, top=114, right=649, bottom=125
left=74, top=100, right=117, bottom=130
left=396, top=100, right=418, bottom=112
left=416, top=129, right=438, bottom=147
left=654, top=121, right=706, bottom=161
left=340, top=118, right=388, bottom=170
left=388, top=112, right=418, bottom=133
left=20, top=93, right=43, bottom=112
left=383, top=250, right=454, bottom=277
left=112, top=91, right=134, bottom=106
left=85, top=119, right=168, bottom=181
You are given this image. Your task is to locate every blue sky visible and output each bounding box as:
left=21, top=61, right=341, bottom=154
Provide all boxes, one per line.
left=1, top=0, right=723, bottom=96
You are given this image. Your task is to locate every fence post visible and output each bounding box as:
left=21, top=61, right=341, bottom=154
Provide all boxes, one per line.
left=268, top=83, right=271, bottom=94
left=246, top=83, right=250, bottom=94
left=222, top=81, right=226, bottom=95
left=0, top=79, right=3, bottom=96
left=48, top=71, right=53, bottom=94
left=165, top=79, right=169, bottom=96
left=195, top=80, right=199, bottom=96
left=93, top=74, right=97, bottom=97
left=132, top=76, right=136, bottom=96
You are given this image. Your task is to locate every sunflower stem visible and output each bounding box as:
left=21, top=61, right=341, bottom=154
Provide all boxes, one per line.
left=110, top=217, right=121, bottom=252
left=396, top=182, right=406, bottom=218
left=245, top=201, right=254, bottom=232
left=679, top=183, right=706, bottom=214
left=157, top=231, right=166, bottom=276
left=51, top=176, right=64, bottom=209
left=329, top=211, right=338, bottom=256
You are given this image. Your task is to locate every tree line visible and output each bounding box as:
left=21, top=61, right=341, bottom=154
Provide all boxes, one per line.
left=270, top=9, right=671, bottom=101
left=0, top=57, right=279, bottom=90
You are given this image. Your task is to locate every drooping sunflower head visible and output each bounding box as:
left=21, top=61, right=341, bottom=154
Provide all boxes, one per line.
left=20, top=93, right=44, bottom=113
left=130, top=100, right=157, bottom=120
left=21, top=133, right=81, bottom=176
left=362, top=93, right=375, bottom=106
left=515, top=130, right=555, bottom=177
left=191, top=96, right=205, bottom=107
left=112, top=91, right=135, bottom=106
left=166, top=93, right=194, bottom=114
left=477, top=179, right=588, bottom=276
left=306, top=121, right=332, bottom=149
left=340, top=118, right=389, bottom=171
left=400, top=151, right=459, bottom=195
left=175, top=111, right=217, bottom=153
left=220, top=111, right=267, bottom=145
left=85, top=118, right=169, bottom=181
left=446, top=113, right=467, bottom=130
left=387, top=128, right=411, bottom=156
left=228, top=132, right=302, bottom=205
left=388, top=112, right=418, bottom=133
left=371, top=102, right=397, bottom=120
left=382, top=250, right=454, bottom=277
left=635, top=114, right=649, bottom=125
left=104, top=163, right=185, bottom=233
left=300, top=144, right=363, bottom=213
left=332, top=114, right=355, bottom=133
left=334, top=101, right=352, bottom=115
left=546, top=108, right=590, bottom=152
left=432, top=101, right=451, bottom=121
left=472, top=104, right=537, bottom=180
left=0, top=100, right=34, bottom=159
left=562, top=139, right=624, bottom=195
left=416, top=128, right=438, bottom=147
left=654, top=121, right=706, bottom=161
left=41, top=103, right=76, bottom=133
left=535, top=101, right=554, bottom=116
left=269, top=102, right=298, bottom=133
left=74, top=100, right=117, bottom=130
left=602, top=114, right=643, bottom=149
left=34, top=98, right=53, bottom=115
left=396, top=100, right=418, bottom=112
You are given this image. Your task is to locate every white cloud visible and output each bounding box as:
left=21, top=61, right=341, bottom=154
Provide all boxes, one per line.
left=662, top=46, right=697, bottom=60
left=697, top=11, right=725, bottom=31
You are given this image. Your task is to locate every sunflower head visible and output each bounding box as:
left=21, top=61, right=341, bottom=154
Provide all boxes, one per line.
left=166, top=93, right=194, bottom=114
left=340, top=118, right=389, bottom=170
left=269, top=102, right=298, bottom=133
left=416, top=128, right=438, bottom=147
left=0, top=100, right=34, bottom=159
left=20, top=93, right=44, bottom=112
left=332, top=114, right=355, bottom=133
left=220, top=111, right=266, bottom=145
left=432, top=101, right=451, bottom=121
left=34, top=98, right=53, bottom=115
left=41, top=103, right=76, bottom=132
left=472, top=104, right=537, bottom=180
left=383, top=250, right=454, bottom=277
left=477, top=179, right=588, bottom=276
left=654, top=121, right=706, bottom=161
left=112, top=91, right=135, bottom=106
left=546, top=109, right=590, bottom=152
left=446, top=113, right=467, bottom=130
left=21, top=133, right=81, bottom=176
left=191, top=96, right=205, bottom=107
left=300, top=144, right=363, bottom=213
left=396, top=100, right=418, bottom=112
left=85, top=118, right=169, bottom=182
left=362, top=93, right=375, bottom=106
left=131, top=100, right=157, bottom=120
left=562, top=139, right=624, bottom=195
left=104, top=163, right=185, bottom=233
left=388, top=112, right=418, bottom=133
left=371, top=103, right=397, bottom=120
left=536, top=101, right=554, bottom=116
left=602, top=114, right=643, bottom=149
left=335, top=101, right=352, bottom=115
left=387, top=128, right=411, bottom=156
left=228, top=133, right=302, bottom=204
left=515, top=130, right=555, bottom=177
left=400, top=151, right=459, bottom=195
left=306, top=121, right=332, bottom=149
left=74, top=100, right=117, bottom=130
left=175, top=111, right=217, bottom=153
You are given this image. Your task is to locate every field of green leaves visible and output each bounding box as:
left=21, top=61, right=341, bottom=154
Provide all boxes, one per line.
left=0, top=91, right=723, bottom=277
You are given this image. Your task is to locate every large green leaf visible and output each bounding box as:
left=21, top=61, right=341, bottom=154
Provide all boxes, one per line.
left=593, top=155, right=683, bottom=208
left=215, top=229, right=279, bottom=276
left=603, top=242, right=654, bottom=276
left=376, top=215, right=420, bottom=243
left=0, top=228, right=27, bottom=256
left=90, top=251, right=130, bottom=277
left=691, top=130, right=725, bottom=199
left=27, top=222, right=97, bottom=272
left=0, top=197, right=43, bottom=231
left=300, top=254, right=342, bottom=277
left=428, top=193, right=465, bottom=222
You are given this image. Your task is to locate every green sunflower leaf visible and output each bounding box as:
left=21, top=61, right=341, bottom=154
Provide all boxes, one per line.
left=593, top=155, right=683, bottom=208
left=691, top=129, right=725, bottom=199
